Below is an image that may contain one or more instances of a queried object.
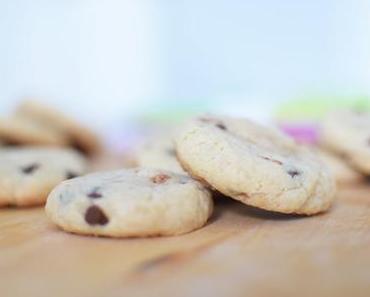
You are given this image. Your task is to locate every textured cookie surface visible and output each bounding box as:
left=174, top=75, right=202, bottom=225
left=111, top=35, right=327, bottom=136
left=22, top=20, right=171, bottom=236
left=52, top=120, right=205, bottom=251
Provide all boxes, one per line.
left=45, top=168, right=213, bottom=237
left=320, top=110, right=370, bottom=175
left=175, top=116, right=336, bottom=215
left=0, top=147, right=87, bottom=206
left=16, top=100, right=102, bottom=156
left=135, top=135, right=185, bottom=174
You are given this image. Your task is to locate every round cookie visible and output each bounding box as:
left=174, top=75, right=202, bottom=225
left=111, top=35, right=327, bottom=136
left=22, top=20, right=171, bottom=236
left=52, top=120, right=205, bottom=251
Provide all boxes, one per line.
left=175, top=116, right=336, bottom=215
left=16, top=100, right=102, bottom=156
left=0, top=147, right=87, bottom=207
left=0, top=116, right=68, bottom=146
left=45, top=168, right=213, bottom=237
left=135, top=135, right=185, bottom=174
left=320, top=110, right=370, bottom=175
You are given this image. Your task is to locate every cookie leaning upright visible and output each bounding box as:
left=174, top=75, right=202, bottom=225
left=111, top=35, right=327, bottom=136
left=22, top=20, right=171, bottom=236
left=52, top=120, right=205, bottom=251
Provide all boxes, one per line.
left=320, top=110, right=370, bottom=175
left=175, top=116, right=336, bottom=215
left=0, top=147, right=87, bottom=207
left=45, top=168, right=213, bottom=237
left=16, top=100, right=102, bottom=157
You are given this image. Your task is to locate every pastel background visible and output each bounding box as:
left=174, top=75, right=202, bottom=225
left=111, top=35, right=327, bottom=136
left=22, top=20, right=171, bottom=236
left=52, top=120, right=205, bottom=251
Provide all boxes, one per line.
left=0, top=0, right=369, bottom=141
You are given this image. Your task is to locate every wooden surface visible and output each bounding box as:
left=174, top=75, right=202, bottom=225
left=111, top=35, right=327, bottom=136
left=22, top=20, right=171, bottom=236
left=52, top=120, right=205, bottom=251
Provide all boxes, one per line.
left=1, top=183, right=370, bottom=297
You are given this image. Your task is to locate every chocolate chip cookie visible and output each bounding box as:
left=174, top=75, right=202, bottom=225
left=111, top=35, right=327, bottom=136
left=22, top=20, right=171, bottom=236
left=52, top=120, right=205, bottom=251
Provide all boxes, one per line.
left=0, top=147, right=87, bottom=206
left=320, top=110, right=370, bottom=175
left=135, top=135, right=185, bottom=174
left=317, top=148, right=362, bottom=185
left=45, top=168, right=213, bottom=237
left=175, top=116, right=336, bottom=215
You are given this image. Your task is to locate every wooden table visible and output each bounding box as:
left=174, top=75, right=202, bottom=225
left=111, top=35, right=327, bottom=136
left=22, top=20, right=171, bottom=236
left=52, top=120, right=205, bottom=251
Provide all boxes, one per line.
left=1, top=183, right=370, bottom=297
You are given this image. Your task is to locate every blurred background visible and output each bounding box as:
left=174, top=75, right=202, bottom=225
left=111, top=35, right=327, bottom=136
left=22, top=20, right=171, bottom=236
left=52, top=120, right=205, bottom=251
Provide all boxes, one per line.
left=0, top=0, right=369, bottom=148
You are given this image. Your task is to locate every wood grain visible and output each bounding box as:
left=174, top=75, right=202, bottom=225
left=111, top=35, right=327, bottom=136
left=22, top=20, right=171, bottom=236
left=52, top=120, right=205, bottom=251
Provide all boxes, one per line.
left=0, top=184, right=369, bottom=297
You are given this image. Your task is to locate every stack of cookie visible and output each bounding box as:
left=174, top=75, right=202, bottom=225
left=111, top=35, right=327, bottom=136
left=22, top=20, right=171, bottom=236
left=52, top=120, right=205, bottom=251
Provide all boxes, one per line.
left=0, top=100, right=102, bottom=156
left=0, top=100, right=102, bottom=207
left=45, top=115, right=337, bottom=238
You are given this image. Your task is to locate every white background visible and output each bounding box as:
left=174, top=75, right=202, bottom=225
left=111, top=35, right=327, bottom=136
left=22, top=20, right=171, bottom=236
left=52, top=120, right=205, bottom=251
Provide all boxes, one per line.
left=0, top=0, right=369, bottom=133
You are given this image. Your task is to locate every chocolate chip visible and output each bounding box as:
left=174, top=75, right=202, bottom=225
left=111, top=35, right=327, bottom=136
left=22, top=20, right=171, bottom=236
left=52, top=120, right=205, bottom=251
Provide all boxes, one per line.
left=287, top=169, right=301, bottom=178
left=216, top=123, right=227, bottom=130
left=21, top=163, right=40, bottom=174
left=66, top=171, right=79, bottom=180
left=151, top=174, right=171, bottom=184
left=85, top=205, right=108, bottom=225
left=87, top=188, right=103, bottom=199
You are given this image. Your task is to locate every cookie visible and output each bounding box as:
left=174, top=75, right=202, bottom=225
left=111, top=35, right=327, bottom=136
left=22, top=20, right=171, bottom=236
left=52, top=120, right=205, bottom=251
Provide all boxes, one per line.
left=320, top=110, right=370, bottom=175
left=316, top=149, right=362, bottom=185
left=16, top=100, right=102, bottom=156
left=175, top=116, right=336, bottom=215
left=45, top=168, right=213, bottom=237
left=0, top=147, right=87, bottom=207
left=0, top=116, right=68, bottom=146
left=135, top=135, right=185, bottom=174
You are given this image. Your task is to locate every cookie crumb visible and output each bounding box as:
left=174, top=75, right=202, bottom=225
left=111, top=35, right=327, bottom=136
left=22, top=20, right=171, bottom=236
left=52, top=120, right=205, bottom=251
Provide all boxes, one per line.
left=21, top=163, right=40, bottom=174
left=151, top=174, right=171, bottom=184
left=85, top=205, right=108, bottom=225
